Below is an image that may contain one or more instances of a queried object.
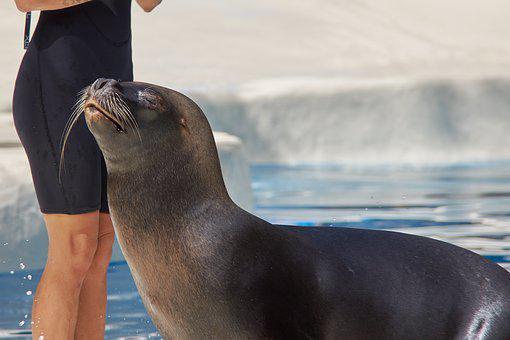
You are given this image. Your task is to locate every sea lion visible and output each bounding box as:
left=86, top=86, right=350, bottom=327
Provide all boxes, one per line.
left=77, top=78, right=510, bottom=339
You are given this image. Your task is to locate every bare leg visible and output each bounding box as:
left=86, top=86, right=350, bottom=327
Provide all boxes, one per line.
left=31, top=211, right=99, bottom=340
left=74, top=213, right=115, bottom=340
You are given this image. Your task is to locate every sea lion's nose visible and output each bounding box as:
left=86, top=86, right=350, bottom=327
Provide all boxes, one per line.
left=92, top=78, right=119, bottom=91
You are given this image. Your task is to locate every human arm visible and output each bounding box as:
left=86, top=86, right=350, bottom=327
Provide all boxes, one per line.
left=135, top=0, right=161, bottom=12
left=14, top=0, right=92, bottom=12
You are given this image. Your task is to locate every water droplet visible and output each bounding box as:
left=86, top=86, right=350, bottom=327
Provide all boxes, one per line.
left=27, top=275, right=32, bottom=280
left=19, top=320, right=25, bottom=326
left=26, top=291, right=32, bottom=296
left=19, top=263, right=25, bottom=270
left=9, top=271, right=14, bottom=274
left=39, top=336, right=45, bottom=340
left=24, top=314, right=28, bottom=319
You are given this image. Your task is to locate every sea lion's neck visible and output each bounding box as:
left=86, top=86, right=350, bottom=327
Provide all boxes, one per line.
left=106, top=152, right=238, bottom=232
left=106, top=154, right=247, bottom=286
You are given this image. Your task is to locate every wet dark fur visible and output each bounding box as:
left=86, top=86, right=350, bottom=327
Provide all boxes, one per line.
left=82, top=79, right=510, bottom=340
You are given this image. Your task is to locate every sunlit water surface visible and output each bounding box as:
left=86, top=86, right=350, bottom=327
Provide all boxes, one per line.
left=1, top=163, right=509, bottom=339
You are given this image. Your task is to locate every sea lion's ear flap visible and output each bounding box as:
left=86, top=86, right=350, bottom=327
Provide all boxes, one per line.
left=179, top=117, right=189, bottom=131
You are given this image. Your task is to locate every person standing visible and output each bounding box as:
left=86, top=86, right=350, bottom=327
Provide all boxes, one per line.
left=12, top=1, right=161, bottom=339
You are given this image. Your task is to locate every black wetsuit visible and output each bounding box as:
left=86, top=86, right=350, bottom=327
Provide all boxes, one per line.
left=13, top=0, right=133, bottom=214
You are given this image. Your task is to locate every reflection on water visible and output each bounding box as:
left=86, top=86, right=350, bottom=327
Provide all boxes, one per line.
left=1, top=163, right=509, bottom=338
left=253, top=163, right=510, bottom=272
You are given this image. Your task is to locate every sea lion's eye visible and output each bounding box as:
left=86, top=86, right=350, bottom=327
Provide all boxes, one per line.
left=139, top=89, right=161, bottom=109
left=145, top=96, right=157, bottom=106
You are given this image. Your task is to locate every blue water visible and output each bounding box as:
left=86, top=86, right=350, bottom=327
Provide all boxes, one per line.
left=1, top=163, right=510, bottom=339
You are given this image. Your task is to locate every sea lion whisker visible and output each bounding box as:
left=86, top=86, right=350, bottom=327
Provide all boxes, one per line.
left=60, top=106, right=82, bottom=147
left=121, top=108, right=142, bottom=143
left=114, top=103, right=130, bottom=127
left=112, top=106, right=127, bottom=130
left=116, top=94, right=140, bottom=128
left=88, top=100, right=126, bottom=132
left=113, top=94, right=142, bottom=142
left=111, top=96, right=129, bottom=129
left=125, top=111, right=142, bottom=143
left=68, top=92, right=87, bottom=116
left=110, top=98, right=120, bottom=124
left=59, top=93, right=86, bottom=154
left=118, top=101, right=137, bottom=129
left=77, top=86, right=89, bottom=97
left=107, top=97, right=115, bottom=117
left=110, top=97, right=129, bottom=130
left=58, top=104, right=85, bottom=182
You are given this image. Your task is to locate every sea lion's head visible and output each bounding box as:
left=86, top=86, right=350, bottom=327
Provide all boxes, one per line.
left=61, top=78, right=223, bottom=185
left=83, top=78, right=193, bottom=156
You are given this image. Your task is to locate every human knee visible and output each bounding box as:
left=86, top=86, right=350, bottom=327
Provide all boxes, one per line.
left=43, top=212, right=100, bottom=280
left=89, top=229, right=115, bottom=273
left=65, top=234, right=98, bottom=278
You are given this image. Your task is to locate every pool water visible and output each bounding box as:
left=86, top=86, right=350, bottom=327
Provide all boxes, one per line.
left=1, top=163, right=510, bottom=339
left=252, top=163, right=510, bottom=271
